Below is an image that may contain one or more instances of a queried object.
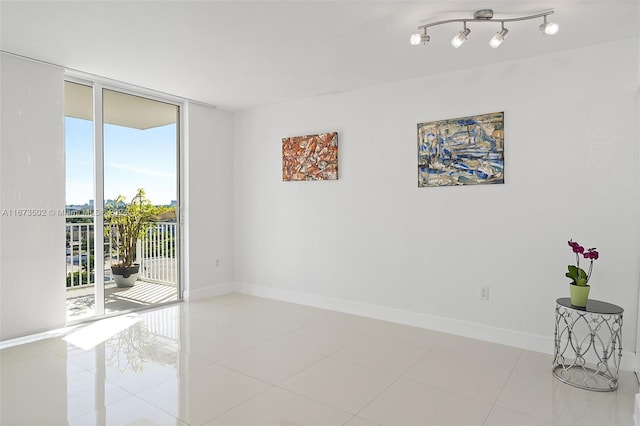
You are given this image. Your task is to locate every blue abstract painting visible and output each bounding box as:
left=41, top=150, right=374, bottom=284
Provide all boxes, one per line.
left=418, top=112, right=504, bottom=187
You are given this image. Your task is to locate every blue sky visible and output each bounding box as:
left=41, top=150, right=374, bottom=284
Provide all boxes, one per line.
left=65, top=118, right=177, bottom=205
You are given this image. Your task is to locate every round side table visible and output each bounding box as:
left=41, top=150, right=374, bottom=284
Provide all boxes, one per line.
left=553, top=297, right=623, bottom=391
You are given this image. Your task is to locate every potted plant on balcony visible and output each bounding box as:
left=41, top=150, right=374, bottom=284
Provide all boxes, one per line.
left=105, top=188, right=160, bottom=288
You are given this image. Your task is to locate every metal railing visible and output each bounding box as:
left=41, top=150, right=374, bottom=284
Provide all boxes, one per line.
left=66, top=216, right=177, bottom=289
left=138, top=222, right=177, bottom=285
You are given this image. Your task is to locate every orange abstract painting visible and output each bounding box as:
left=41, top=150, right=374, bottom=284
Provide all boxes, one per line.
left=282, top=132, right=338, bottom=181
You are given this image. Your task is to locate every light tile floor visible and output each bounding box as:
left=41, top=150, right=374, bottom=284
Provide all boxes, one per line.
left=1, top=293, right=637, bottom=425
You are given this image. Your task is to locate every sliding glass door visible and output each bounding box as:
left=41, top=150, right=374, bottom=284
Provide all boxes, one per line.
left=65, top=81, right=97, bottom=319
left=65, top=81, right=181, bottom=322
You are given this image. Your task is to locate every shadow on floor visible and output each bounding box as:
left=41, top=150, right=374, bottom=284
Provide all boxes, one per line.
left=66, top=281, right=178, bottom=321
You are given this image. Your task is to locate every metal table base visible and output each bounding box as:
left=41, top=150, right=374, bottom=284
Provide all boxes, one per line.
left=553, top=298, right=623, bottom=392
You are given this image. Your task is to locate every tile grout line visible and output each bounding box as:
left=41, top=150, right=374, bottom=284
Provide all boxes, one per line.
left=479, top=347, right=524, bottom=425
left=351, top=337, right=526, bottom=423
left=347, top=335, right=442, bottom=422
left=199, top=383, right=274, bottom=425
left=481, top=348, right=558, bottom=425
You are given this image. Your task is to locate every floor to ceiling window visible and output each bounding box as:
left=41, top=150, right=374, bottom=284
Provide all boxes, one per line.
left=64, top=80, right=181, bottom=323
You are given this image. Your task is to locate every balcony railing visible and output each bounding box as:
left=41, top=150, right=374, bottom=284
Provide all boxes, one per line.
left=66, top=216, right=177, bottom=289
left=138, top=222, right=177, bottom=285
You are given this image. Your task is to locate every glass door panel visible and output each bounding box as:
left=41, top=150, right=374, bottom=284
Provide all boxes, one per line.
left=65, top=81, right=97, bottom=321
left=102, top=89, right=180, bottom=314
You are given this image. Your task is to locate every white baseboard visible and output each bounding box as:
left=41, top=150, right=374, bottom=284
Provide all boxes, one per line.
left=235, top=282, right=636, bottom=371
left=184, top=281, right=237, bottom=302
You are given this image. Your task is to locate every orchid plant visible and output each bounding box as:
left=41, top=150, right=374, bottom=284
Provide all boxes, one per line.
left=567, top=240, right=599, bottom=287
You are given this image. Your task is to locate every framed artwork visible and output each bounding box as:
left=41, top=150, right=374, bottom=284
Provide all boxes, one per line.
left=282, top=132, right=338, bottom=181
left=418, top=112, right=504, bottom=187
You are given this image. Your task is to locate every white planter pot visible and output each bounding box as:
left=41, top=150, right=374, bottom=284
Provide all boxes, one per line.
left=111, top=264, right=140, bottom=288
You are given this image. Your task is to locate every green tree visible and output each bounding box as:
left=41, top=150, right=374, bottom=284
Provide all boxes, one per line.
left=104, top=188, right=174, bottom=268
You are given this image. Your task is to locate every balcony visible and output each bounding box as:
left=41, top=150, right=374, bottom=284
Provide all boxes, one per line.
left=66, top=216, right=178, bottom=321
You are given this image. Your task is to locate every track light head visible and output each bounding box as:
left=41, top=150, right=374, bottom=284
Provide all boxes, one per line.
left=489, top=27, right=508, bottom=48
left=451, top=26, right=471, bottom=48
left=410, top=32, right=430, bottom=45
left=539, top=15, right=559, bottom=35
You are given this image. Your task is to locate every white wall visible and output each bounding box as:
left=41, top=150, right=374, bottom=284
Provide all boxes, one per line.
left=0, top=53, right=66, bottom=340
left=183, top=103, right=234, bottom=300
left=233, top=38, right=640, bottom=356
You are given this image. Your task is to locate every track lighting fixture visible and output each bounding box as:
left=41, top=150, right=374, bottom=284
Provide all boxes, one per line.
left=489, top=23, right=509, bottom=48
left=451, top=23, right=471, bottom=48
left=410, top=31, right=430, bottom=45
left=539, top=15, right=560, bottom=35
left=410, top=9, right=558, bottom=48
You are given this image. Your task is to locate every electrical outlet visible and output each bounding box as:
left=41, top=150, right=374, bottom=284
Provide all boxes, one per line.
left=480, top=286, right=490, bottom=300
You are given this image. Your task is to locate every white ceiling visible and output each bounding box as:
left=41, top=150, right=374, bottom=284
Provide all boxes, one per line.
left=1, top=1, right=638, bottom=111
